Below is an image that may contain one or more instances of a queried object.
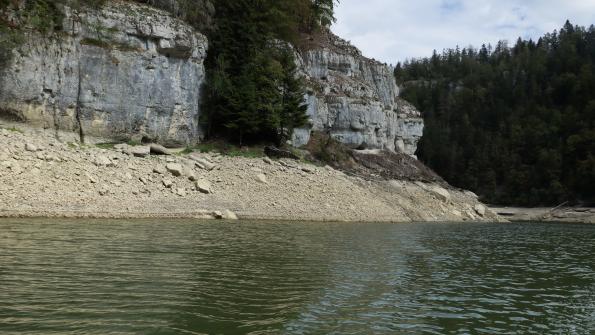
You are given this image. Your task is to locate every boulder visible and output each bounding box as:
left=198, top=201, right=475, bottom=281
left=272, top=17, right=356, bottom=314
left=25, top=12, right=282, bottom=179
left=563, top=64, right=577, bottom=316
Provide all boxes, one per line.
left=195, top=179, right=212, bottom=194
left=255, top=173, right=268, bottom=184
left=150, top=144, right=171, bottom=155
left=474, top=204, right=486, bottom=217
left=184, top=166, right=197, bottom=181
left=301, top=165, right=315, bottom=173
left=166, top=163, right=183, bottom=177
left=153, top=166, right=167, bottom=175
left=222, top=209, right=239, bottom=220
left=25, top=143, right=38, bottom=152
left=429, top=185, right=451, bottom=202
left=130, top=146, right=151, bottom=157
left=162, top=179, right=173, bottom=188
left=94, top=155, right=113, bottom=167
left=189, top=154, right=216, bottom=171
left=175, top=188, right=187, bottom=197
left=263, top=157, right=273, bottom=165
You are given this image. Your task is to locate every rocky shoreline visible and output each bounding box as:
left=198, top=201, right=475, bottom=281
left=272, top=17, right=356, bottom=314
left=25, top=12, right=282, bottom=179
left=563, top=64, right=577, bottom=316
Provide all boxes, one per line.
left=0, top=124, right=502, bottom=223
left=490, top=207, right=595, bottom=224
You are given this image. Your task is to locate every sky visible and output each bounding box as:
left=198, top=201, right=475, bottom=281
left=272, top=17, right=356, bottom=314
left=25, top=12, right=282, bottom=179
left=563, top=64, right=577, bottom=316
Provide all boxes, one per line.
left=332, top=0, right=595, bottom=65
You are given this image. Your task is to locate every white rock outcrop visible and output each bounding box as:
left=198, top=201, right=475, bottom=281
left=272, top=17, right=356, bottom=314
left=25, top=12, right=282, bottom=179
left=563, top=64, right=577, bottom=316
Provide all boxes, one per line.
left=293, top=32, right=424, bottom=156
left=0, top=2, right=208, bottom=146
left=1, top=5, right=422, bottom=156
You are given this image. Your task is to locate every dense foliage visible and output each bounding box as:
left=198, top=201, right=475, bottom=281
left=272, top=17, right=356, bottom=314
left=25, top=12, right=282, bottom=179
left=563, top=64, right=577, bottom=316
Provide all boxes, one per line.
left=397, top=21, right=595, bottom=206
left=201, top=0, right=337, bottom=145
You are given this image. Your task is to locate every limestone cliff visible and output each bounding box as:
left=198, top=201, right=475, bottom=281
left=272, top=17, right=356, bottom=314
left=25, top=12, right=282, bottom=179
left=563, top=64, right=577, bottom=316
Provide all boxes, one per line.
left=0, top=3, right=422, bottom=155
left=0, top=1, right=207, bottom=146
left=293, top=32, right=424, bottom=156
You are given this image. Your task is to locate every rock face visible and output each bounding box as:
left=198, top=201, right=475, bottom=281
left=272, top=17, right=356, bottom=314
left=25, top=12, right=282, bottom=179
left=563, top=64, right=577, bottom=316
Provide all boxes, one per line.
left=1, top=5, right=421, bottom=155
left=0, top=2, right=208, bottom=146
left=293, top=32, right=424, bottom=156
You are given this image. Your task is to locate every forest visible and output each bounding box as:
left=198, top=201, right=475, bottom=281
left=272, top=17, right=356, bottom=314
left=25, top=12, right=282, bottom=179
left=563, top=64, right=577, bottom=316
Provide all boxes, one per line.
left=396, top=21, right=595, bottom=206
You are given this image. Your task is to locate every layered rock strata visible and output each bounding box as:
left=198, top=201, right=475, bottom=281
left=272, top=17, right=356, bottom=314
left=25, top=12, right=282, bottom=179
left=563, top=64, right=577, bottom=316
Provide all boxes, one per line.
left=293, top=32, right=424, bottom=156
left=0, top=2, right=208, bottom=146
left=1, top=4, right=422, bottom=155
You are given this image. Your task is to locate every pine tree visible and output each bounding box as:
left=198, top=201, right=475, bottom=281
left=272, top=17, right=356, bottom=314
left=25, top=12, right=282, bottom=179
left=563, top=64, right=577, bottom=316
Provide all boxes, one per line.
left=399, top=21, right=595, bottom=206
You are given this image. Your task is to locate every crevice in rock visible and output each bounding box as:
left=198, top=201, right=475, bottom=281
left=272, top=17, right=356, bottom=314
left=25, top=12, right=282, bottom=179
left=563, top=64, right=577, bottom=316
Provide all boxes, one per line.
left=75, top=51, right=85, bottom=144
left=52, top=105, right=60, bottom=140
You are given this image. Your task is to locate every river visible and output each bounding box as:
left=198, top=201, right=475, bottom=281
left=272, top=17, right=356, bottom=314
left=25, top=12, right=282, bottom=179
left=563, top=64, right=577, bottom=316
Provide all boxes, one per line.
left=1, top=219, right=594, bottom=334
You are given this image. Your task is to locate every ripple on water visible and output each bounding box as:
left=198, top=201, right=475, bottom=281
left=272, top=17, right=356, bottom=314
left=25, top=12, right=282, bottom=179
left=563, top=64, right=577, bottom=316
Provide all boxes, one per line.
left=0, top=220, right=594, bottom=334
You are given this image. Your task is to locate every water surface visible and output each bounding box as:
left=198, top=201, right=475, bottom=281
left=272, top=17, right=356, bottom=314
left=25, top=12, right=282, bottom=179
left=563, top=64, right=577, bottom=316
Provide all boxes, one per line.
left=1, top=219, right=594, bottom=334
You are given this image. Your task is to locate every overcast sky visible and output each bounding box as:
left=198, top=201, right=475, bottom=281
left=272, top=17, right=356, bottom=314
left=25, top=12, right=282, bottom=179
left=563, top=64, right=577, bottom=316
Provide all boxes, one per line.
left=332, top=0, right=595, bottom=65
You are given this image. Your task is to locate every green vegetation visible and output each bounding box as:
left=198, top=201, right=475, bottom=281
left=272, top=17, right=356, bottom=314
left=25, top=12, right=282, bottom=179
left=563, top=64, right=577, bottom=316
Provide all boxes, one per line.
left=201, top=0, right=337, bottom=146
left=80, top=37, right=111, bottom=49
left=397, top=21, right=595, bottom=206
left=0, top=126, right=23, bottom=133
left=95, top=142, right=117, bottom=149
left=305, top=132, right=352, bottom=166
left=191, top=141, right=265, bottom=158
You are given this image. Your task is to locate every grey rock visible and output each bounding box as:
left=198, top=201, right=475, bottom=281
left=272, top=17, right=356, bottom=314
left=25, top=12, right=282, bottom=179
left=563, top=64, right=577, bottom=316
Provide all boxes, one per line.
left=222, top=209, right=239, bottom=220
left=166, top=163, right=183, bottom=177
left=183, top=165, right=197, bottom=181
left=429, top=186, right=451, bottom=202
left=301, top=165, right=314, bottom=173
left=0, top=1, right=207, bottom=147
left=263, top=157, right=273, bottom=165
left=162, top=179, right=173, bottom=188
left=195, top=179, right=212, bottom=194
left=255, top=173, right=268, bottom=184
left=291, top=33, right=424, bottom=156
left=25, top=143, right=38, bottom=152
left=189, top=154, right=216, bottom=171
left=474, top=204, right=486, bottom=217
left=130, top=146, right=151, bottom=157
left=150, top=144, right=171, bottom=155
left=1, top=2, right=425, bottom=159
left=94, top=155, right=113, bottom=167
left=153, top=166, right=167, bottom=175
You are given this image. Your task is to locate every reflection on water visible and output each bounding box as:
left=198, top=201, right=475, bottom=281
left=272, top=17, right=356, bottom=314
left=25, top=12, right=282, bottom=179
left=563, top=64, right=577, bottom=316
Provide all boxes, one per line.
left=1, top=220, right=594, bottom=334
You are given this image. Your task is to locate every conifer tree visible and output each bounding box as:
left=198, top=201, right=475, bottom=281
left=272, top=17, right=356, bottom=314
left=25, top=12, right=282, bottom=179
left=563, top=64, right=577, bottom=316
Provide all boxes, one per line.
left=398, top=21, right=595, bottom=206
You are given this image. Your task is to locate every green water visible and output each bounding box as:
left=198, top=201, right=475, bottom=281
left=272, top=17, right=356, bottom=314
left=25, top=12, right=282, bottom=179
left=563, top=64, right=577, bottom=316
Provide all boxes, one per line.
left=1, top=219, right=594, bottom=334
